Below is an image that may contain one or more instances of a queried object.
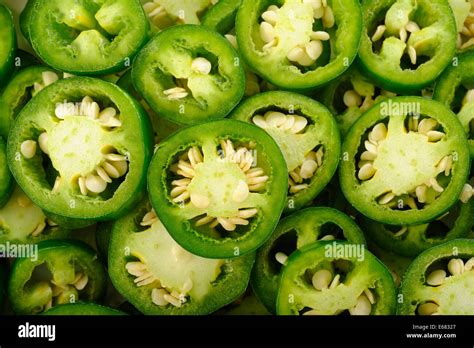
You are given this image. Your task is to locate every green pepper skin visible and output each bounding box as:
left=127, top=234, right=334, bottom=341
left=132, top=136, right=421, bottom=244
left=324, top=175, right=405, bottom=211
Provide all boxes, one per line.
left=7, top=77, right=153, bottom=221
left=0, top=66, right=59, bottom=138
left=108, top=199, right=255, bottom=315
left=340, top=97, right=471, bottom=225
left=433, top=52, right=474, bottom=158
left=28, top=0, right=149, bottom=75
left=148, top=119, right=288, bottom=259
left=252, top=207, right=366, bottom=313
left=231, top=91, right=341, bottom=212
left=236, top=0, right=362, bottom=90
left=358, top=0, right=457, bottom=93
left=398, top=239, right=474, bottom=315
left=8, top=239, right=107, bottom=315
left=132, top=24, right=245, bottom=126
left=0, top=137, right=13, bottom=208
left=361, top=200, right=474, bottom=257
left=0, top=4, right=15, bottom=88
left=202, top=0, right=243, bottom=35
left=19, top=0, right=36, bottom=43
left=277, top=241, right=397, bottom=315
left=42, top=302, right=126, bottom=315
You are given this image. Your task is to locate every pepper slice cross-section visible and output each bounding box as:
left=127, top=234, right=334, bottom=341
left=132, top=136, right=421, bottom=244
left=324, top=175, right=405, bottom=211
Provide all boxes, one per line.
left=148, top=119, right=288, bottom=259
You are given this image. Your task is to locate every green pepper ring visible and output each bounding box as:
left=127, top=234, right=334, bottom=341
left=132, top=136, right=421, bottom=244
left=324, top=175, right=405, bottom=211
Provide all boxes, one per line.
left=148, top=119, right=288, bottom=259
left=397, top=239, right=474, bottom=315
left=8, top=239, right=107, bottom=315
left=235, top=0, right=362, bottom=90
left=340, top=96, right=470, bottom=225
left=0, top=137, right=13, bottom=208
left=108, top=199, right=255, bottom=315
left=7, top=77, right=153, bottom=221
left=276, top=241, right=397, bottom=315
left=252, top=207, right=366, bottom=313
left=230, top=91, right=341, bottom=213
left=42, top=302, right=126, bottom=315
left=0, top=3, right=15, bottom=87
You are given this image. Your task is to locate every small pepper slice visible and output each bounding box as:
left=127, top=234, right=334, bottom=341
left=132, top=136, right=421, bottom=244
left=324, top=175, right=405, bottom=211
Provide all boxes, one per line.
left=0, top=66, right=61, bottom=138
left=148, top=119, right=288, bottom=259
left=27, top=0, right=149, bottom=75
left=433, top=52, right=474, bottom=158
left=7, top=77, right=153, bottom=221
left=340, top=97, right=471, bottom=225
left=42, top=302, right=126, bottom=315
left=231, top=91, right=340, bottom=212
left=252, top=207, right=366, bottom=313
left=108, top=199, right=254, bottom=315
left=236, top=0, right=362, bottom=90
left=0, top=137, right=13, bottom=207
left=358, top=0, right=457, bottom=93
left=361, top=200, right=474, bottom=257
left=0, top=4, right=15, bottom=87
left=277, top=241, right=396, bottom=315
left=132, top=24, right=245, bottom=125
left=398, top=239, right=474, bottom=315
left=8, top=240, right=107, bottom=315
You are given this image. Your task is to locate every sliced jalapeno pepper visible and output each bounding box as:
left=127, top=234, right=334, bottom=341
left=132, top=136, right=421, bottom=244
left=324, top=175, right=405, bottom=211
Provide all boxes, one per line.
left=141, top=0, right=217, bottom=33
left=277, top=241, right=397, bottom=315
left=252, top=207, right=366, bottom=312
left=231, top=91, right=340, bottom=212
left=358, top=0, right=457, bottom=93
left=398, top=239, right=474, bottom=315
left=7, top=77, right=153, bottom=221
left=433, top=52, right=474, bottom=158
left=108, top=200, right=254, bottom=315
left=0, top=185, right=71, bottom=244
left=449, top=0, right=474, bottom=52
left=27, top=0, right=149, bottom=75
left=8, top=239, right=107, bottom=315
left=235, top=0, right=362, bottom=90
left=361, top=200, right=474, bottom=257
left=340, top=97, right=471, bottom=225
left=0, top=66, right=61, bottom=138
left=148, top=119, right=288, bottom=259
left=0, top=137, right=13, bottom=207
left=0, top=4, right=15, bottom=87
left=319, top=66, right=397, bottom=136
left=43, top=302, right=126, bottom=315
left=202, top=0, right=242, bottom=35
left=132, top=25, right=245, bottom=125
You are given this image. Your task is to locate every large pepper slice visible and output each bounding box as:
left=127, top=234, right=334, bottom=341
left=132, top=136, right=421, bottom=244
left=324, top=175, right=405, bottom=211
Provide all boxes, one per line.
left=231, top=91, right=340, bottom=212
left=235, top=0, right=362, bottom=90
left=27, top=0, right=149, bottom=75
left=132, top=24, right=245, bottom=125
left=252, top=207, right=366, bottom=313
left=358, top=0, right=457, bottom=93
left=7, top=77, right=154, bottom=221
left=108, top=199, right=254, bottom=315
left=398, top=239, right=474, bottom=315
left=277, top=241, right=396, bottom=315
left=0, top=4, right=15, bottom=87
left=8, top=240, right=107, bottom=315
left=433, top=52, right=474, bottom=158
left=148, top=119, right=288, bottom=259
left=340, top=97, right=471, bottom=225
